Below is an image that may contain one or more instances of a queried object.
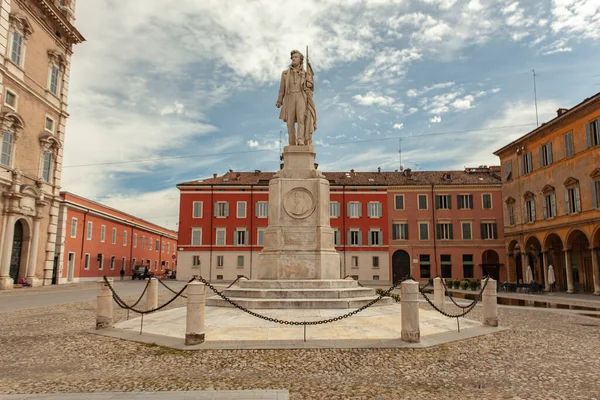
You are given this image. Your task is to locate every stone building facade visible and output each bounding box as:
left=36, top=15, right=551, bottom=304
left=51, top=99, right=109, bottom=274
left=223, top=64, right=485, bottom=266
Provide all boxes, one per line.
left=494, top=92, right=600, bottom=294
left=0, top=0, right=83, bottom=289
left=176, top=167, right=506, bottom=285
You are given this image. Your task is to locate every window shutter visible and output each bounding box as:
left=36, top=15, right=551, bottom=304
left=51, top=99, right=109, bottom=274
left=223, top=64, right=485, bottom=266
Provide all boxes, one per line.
left=574, top=186, right=581, bottom=212
left=347, top=231, right=352, bottom=245
left=527, top=153, right=533, bottom=173
left=335, top=230, right=340, bottom=246
left=448, top=195, right=452, bottom=209
left=539, top=146, right=544, bottom=168
left=435, top=195, right=440, bottom=209
left=492, top=223, right=498, bottom=239
left=436, top=224, right=441, bottom=239
left=531, top=200, right=536, bottom=221
left=368, top=231, right=372, bottom=246
left=586, top=123, right=592, bottom=148
left=404, top=224, right=409, bottom=240
left=214, top=203, right=218, bottom=217
left=520, top=155, right=525, bottom=175
left=347, top=203, right=351, bottom=218
left=367, top=203, right=372, bottom=217
left=458, top=195, right=463, bottom=209
left=592, top=182, right=598, bottom=209
left=524, top=204, right=528, bottom=223
left=449, top=224, right=453, bottom=240
left=358, top=204, right=362, bottom=217
left=548, top=142, right=553, bottom=164
left=358, top=231, right=362, bottom=246
left=564, top=133, right=569, bottom=156
left=565, top=190, right=570, bottom=215
left=378, top=203, right=382, bottom=217
left=224, top=202, right=229, bottom=217
left=543, top=197, right=548, bottom=219
left=480, top=223, right=486, bottom=239
left=551, top=194, right=557, bottom=216
left=469, top=194, right=474, bottom=209
left=244, top=231, right=248, bottom=245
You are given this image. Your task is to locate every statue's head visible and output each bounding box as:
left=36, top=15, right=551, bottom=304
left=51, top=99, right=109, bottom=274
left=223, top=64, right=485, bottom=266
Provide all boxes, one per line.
left=290, top=50, right=304, bottom=67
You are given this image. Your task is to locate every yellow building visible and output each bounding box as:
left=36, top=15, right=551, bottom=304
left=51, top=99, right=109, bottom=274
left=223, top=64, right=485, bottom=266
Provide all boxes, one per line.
left=0, top=0, right=84, bottom=289
left=494, top=92, right=600, bottom=294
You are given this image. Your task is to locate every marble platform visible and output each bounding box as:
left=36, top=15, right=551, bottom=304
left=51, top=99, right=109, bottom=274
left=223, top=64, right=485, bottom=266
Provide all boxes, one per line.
left=92, top=303, right=505, bottom=350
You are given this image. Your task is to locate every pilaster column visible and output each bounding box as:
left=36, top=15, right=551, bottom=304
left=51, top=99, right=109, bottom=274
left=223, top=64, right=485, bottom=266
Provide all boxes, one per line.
left=591, top=248, right=600, bottom=296
left=26, top=216, right=42, bottom=287
left=0, top=213, right=17, bottom=290
left=542, top=251, right=550, bottom=291
left=564, top=250, right=575, bottom=294
left=520, top=252, right=528, bottom=284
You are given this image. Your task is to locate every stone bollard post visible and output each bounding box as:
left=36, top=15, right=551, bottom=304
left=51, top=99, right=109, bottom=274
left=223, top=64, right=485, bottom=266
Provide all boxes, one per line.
left=186, top=281, right=207, bottom=345
left=433, top=277, right=445, bottom=311
left=146, top=278, right=158, bottom=312
left=401, top=280, right=420, bottom=343
left=96, top=279, right=113, bottom=329
left=481, top=278, right=498, bottom=327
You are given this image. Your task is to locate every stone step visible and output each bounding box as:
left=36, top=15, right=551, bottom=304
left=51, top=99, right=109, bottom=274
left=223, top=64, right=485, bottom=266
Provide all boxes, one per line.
left=221, top=287, right=376, bottom=299
left=237, top=279, right=359, bottom=289
left=206, top=295, right=394, bottom=309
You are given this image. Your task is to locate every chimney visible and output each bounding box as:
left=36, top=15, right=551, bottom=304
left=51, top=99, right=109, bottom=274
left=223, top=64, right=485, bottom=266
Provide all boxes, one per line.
left=557, top=108, right=568, bottom=116
left=403, top=168, right=412, bottom=177
left=377, top=167, right=381, bottom=173
left=254, top=169, right=261, bottom=175
left=213, top=173, right=217, bottom=178
left=350, top=169, right=355, bottom=174
left=228, top=169, right=233, bottom=173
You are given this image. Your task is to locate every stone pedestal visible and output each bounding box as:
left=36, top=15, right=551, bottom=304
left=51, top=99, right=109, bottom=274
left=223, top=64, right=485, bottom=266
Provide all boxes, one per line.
left=400, top=280, right=420, bottom=343
left=146, top=278, right=158, bottom=311
left=433, top=277, right=444, bottom=311
left=481, top=278, right=498, bottom=327
left=96, top=279, right=113, bottom=329
left=185, top=281, right=206, bottom=345
left=258, top=145, right=340, bottom=280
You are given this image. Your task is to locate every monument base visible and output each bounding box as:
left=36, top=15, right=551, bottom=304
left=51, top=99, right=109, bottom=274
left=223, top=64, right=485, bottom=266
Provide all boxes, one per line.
left=258, top=250, right=340, bottom=280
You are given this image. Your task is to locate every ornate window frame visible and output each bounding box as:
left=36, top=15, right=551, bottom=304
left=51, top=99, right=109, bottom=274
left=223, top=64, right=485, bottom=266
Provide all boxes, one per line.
left=38, top=131, right=61, bottom=182
left=47, top=50, right=66, bottom=98
left=0, top=112, right=26, bottom=169
left=8, top=14, right=34, bottom=69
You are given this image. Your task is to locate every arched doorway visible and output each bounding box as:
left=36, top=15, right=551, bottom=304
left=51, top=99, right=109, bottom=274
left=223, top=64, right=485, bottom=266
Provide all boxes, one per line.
left=508, top=240, right=522, bottom=283
left=392, top=250, right=411, bottom=283
left=566, top=230, right=592, bottom=293
left=544, top=233, right=566, bottom=291
left=525, top=236, right=544, bottom=284
left=9, top=220, right=24, bottom=284
left=481, top=250, right=500, bottom=281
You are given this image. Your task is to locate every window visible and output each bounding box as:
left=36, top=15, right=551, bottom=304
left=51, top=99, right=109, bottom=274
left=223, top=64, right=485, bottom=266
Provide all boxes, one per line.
left=564, top=132, right=574, bottom=157
left=162, top=242, right=165, bottom=252
left=155, top=239, right=159, bottom=251
left=141, top=236, right=146, bottom=249
left=149, top=238, right=153, bottom=251
left=10, top=31, right=23, bottom=65
left=419, top=223, right=429, bottom=240
left=373, top=275, right=380, bottom=281
left=347, top=202, right=361, bottom=218
left=482, top=194, right=492, bottom=209
left=216, top=228, right=226, bottom=246
left=123, top=231, right=127, bottom=246
left=1, top=131, right=14, bottom=167
left=540, top=142, right=553, bottom=167
left=436, top=223, right=453, bottom=240
left=461, top=222, right=472, bottom=240
left=45, top=115, right=56, bottom=133
left=167, top=243, right=170, bottom=253
left=237, top=255, right=244, bottom=267
left=110, top=256, right=116, bottom=271
left=521, top=152, right=533, bottom=175
left=524, top=199, right=536, bottom=223
left=368, top=229, right=382, bottom=246
left=257, top=229, right=265, bottom=246
left=112, top=228, right=117, bottom=244
left=237, top=201, right=246, bottom=218
left=215, top=201, right=229, bottom=217
left=480, top=223, right=498, bottom=240
left=420, top=255, right=431, bottom=278
left=441, top=255, right=452, bottom=278
left=84, top=253, right=90, bottom=270
left=234, top=229, right=247, bottom=246
left=122, top=257, right=126, bottom=270
left=543, top=193, right=557, bottom=219
left=351, top=256, right=359, bottom=268
left=565, top=186, right=581, bottom=214
left=329, top=202, right=340, bottom=217
left=418, top=195, right=428, bottom=210
left=333, top=229, right=341, bottom=246
left=592, top=181, right=600, bottom=209
left=586, top=119, right=600, bottom=148
left=463, top=254, right=474, bottom=278
left=49, top=64, right=60, bottom=95
left=367, top=202, right=382, bottom=218
left=134, top=233, right=138, bottom=248
left=394, top=195, right=404, bottom=210
left=42, top=151, right=52, bottom=182
left=217, top=255, right=224, bottom=267
left=505, top=161, right=512, bottom=181
left=508, top=203, right=515, bottom=226
left=98, top=254, right=104, bottom=270
left=99, top=225, right=106, bottom=242
left=216, top=275, right=224, bottom=280
left=392, top=223, right=409, bottom=240
left=132, top=257, right=137, bottom=268
left=435, top=195, right=451, bottom=210
left=70, top=217, right=78, bottom=238
left=458, top=194, right=473, bottom=210
left=191, top=229, right=202, bottom=246
left=192, top=256, right=201, bottom=266
left=372, top=256, right=379, bottom=268
left=192, top=201, right=203, bottom=218
left=349, top=229, right=361, bottom=246
left=256, top=201, right=268, bottom=218
left=87, top=221, right=93, bottom=240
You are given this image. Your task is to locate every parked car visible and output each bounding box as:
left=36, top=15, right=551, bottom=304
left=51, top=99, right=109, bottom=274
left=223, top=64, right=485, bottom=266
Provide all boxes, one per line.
left=163, top=269, right=176, bottom=280
left=132, top=265, right=154, bottom=280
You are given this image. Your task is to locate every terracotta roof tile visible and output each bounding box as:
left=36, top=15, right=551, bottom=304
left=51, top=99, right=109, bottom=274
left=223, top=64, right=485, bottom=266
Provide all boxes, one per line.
left=178, top=168, right=501, bottom=188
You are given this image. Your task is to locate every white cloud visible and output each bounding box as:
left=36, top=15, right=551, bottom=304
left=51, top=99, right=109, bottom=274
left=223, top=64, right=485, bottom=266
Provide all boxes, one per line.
left=430, top=116, right=442, bottom=123
left=353, top=92, right=396, bottom=106
left=452, top=95, right=475, bottom=110
left=393, top=123, right=404, bottom=130
left=551, top=0, right=600, bottom=40
left=407, top=107, right=419, bottom=114
left=159, top=101, right=185, bottom=116
left=247, top=140, right=260, bottom=148
left=406, top=81, right=455, bottom=98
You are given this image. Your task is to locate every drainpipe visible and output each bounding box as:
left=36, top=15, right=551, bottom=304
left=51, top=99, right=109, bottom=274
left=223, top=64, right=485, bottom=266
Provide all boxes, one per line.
left=431, top=184, right=438, bottom=277
left=129, top=224, right=134, bottom=273
left=250, top=184, right=254, bottom=278
left=342, top=184, right=346, bottom=276
left=78, top=209, right=89, bottom=277
left=209, top=184, right=213, bottom=282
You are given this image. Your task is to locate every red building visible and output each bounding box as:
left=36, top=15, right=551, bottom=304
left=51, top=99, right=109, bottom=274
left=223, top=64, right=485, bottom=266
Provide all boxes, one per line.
left=177, top=167, right=506, bottom=284
left=55, top=192, right=178, bottom=283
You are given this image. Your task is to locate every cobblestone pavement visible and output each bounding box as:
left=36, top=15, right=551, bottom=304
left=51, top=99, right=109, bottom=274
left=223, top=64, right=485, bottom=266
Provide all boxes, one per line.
left=1, top=289, right=599, bottom=400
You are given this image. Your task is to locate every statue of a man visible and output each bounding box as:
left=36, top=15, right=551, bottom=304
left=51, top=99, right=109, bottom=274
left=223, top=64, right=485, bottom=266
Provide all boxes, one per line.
left=276, top=49, right=316, bottom=146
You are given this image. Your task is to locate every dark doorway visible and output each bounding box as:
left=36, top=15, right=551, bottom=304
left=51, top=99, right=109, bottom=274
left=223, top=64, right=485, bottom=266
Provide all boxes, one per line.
left=515, top=254, right=523, bottom=284
left=9, top=220, right=24, bottom=284
left=392, top=250, right=411, bottom=283
left=481, top=250, right=500, bottom=281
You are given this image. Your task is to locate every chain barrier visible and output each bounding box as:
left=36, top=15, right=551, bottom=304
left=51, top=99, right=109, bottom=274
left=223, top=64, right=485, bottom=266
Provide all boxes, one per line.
left=103, top=276, right=194, bottom=315
left=226, top=275, right=250, bottom=289
left=194, top=275, right=414, bottom=326
left=131, top=278, right=151, bottom=308
left=341, top=275, right=363, bottom=287
left=419, top=276, right=490, bottom=319
left=157, top=278, right=187, bottom=299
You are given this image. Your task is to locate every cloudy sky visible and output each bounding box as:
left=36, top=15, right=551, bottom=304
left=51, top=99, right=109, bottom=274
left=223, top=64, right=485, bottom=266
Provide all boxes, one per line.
left=62, top=0, right=600, bottom=230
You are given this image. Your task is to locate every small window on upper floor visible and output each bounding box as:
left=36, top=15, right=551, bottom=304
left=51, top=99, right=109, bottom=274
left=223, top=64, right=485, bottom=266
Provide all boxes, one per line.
left=521, top=152, right=533, bottom=175
left=4, top=90, right=17, bottom=111
left=10, top=31, right=24, bottom=66
left=564, top=132, right=574, bottom=158
left=41, top=151, right=52, bottom=182
left=1, top=131, right=14, bottom=167
left=540, top=142, right=553, bottom=167
left=45, top=116, right=55, bottom=133
left=49, top=64, right=60, bottom=96
left=586, top=119, right=600, bottom=148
